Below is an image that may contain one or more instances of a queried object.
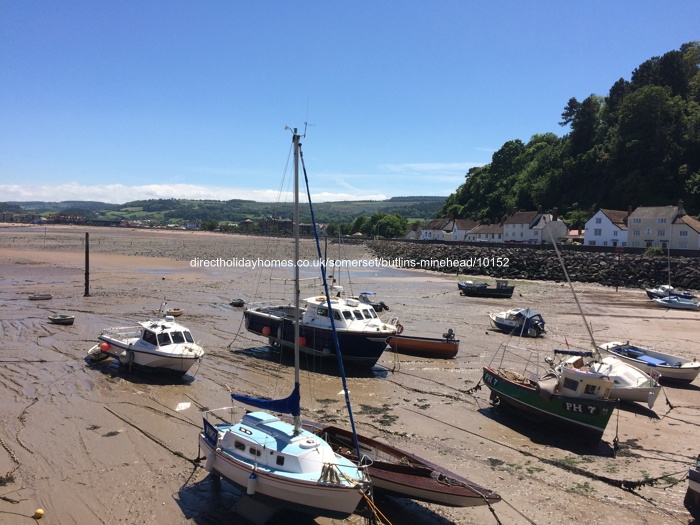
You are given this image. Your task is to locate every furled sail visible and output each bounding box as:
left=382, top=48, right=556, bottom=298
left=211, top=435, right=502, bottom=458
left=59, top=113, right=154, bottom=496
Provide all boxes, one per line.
left=231, top=382, right=301, bottom=416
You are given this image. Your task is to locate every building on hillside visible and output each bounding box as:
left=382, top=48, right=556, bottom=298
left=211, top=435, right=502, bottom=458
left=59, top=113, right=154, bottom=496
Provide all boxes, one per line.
left=502, top=206, right=567, bottom=244
left=583, top=209, right=630, bottom=247
left=465, top=222, right=502, bottom=242
left=419, top=218, right=453, bottom=241
left=673, top=215, right=700, bottom=250
left=627, top=200, right=693, bottom=249
left=451, top=218, right=479, bottom=241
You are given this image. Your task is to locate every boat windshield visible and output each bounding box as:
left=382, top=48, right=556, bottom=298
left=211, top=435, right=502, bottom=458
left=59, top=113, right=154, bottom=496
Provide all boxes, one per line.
left=157, top=333, right=172, bottom=346
left=171, top=331, right=186, bottom=344
left=143, top=330, right=157, bottom=346
left=184, top=331, right=195, bottom=343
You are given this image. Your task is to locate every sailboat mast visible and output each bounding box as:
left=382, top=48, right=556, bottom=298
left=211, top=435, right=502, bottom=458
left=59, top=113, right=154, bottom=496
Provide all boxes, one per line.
left=292, top=129, right=302, bottom=433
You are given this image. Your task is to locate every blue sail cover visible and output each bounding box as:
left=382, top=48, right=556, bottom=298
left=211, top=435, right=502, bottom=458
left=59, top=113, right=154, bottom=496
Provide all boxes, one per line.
left=231, top=382, right=301, bottom=416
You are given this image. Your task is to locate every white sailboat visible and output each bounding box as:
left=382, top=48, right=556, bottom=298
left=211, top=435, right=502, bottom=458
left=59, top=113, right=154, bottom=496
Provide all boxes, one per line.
left=198, top=128, right=368, bottom=519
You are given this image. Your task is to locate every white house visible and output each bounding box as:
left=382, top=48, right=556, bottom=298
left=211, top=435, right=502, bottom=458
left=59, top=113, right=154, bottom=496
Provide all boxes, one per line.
left=502, top=210, right=541, bottom=243
left=673, top=214, right=700, bottom=250
left=503, top=207, right=567, bottom=244
left=452, top=218, right=479, bottom=241
left=465, top=222, right=503, bottom=242
left=627, top=201, right=690, bottom=249
left=583, top=209, right=629, bottom=247
left=419, top=218, right=453, bottom=241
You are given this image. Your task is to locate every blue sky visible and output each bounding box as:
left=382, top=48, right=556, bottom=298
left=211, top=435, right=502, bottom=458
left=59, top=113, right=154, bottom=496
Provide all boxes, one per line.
left=1, top=1, right=699, bottom=205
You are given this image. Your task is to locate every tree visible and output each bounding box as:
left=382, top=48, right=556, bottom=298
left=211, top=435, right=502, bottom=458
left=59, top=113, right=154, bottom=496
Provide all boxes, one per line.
left=201, top=219, right=219, bottom=231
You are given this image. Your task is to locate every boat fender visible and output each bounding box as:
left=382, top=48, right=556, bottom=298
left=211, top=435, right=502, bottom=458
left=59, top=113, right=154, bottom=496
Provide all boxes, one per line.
left=247, top=473, right=257, bottom=495
left=204, top=452, right=216, bottom=472
left=648, top=390, right=656, bottom=410
left=395, top=323, right=404, bottom=335
left=100, top=342, right=110, bottom=352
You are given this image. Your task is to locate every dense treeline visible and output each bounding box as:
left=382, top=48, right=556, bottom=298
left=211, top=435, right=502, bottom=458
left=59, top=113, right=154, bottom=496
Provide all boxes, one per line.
left=441, top=42, right=700, bottom=225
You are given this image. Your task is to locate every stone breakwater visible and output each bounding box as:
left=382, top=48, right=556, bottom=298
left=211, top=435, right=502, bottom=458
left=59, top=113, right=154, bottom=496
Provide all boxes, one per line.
left=366, top=241, right=700, bottom=290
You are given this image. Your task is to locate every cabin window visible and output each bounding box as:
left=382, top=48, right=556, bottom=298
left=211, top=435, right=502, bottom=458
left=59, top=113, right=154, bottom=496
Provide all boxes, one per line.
left=142, top=330, right=158, bottom=346
left=342, top=311, right=353, bottom=320
left=249, top=447, right=261, bottom=457
left=234, top=441, right=245, bottom=451
left=368, top=309, right=377, bottom=318
left=333, top=310, right=342, bottom=321
left=353, top=310, right=363, bottom=319
left=317, top=306, right=329, bottom=317
left=171, top=331, right=186, bottom=344
left=361, top=309, right=372, bottom=319
left=562, top=378, right=578, bottom=391
left=184, top=331, right=195, bottom=343
left=276, top=456, right=285, bottom=466
left=157, top=333, right=172, bottom=346
left=584, top=384, right=598, bottom=395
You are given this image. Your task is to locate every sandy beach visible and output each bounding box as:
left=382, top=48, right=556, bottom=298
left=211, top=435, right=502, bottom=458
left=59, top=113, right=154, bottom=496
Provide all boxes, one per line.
left=0, top=225, right=698, bottom=525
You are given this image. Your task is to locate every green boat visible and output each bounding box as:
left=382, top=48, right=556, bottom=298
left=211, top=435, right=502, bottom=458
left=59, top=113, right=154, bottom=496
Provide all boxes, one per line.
left=482, top=346, right=617, bottom=444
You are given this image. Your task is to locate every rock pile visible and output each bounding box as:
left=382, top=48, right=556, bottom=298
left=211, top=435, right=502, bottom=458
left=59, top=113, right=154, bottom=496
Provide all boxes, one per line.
left=366, top=241, right=700, bottom=290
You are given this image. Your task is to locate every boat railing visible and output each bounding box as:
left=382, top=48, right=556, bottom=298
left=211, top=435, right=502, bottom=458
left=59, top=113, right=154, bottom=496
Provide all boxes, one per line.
left=488, top=342, right=547, bottom=379
left=101, top=326, right=142, bottom=339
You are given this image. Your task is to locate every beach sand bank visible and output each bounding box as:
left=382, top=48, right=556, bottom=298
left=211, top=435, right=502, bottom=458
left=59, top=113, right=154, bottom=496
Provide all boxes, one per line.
left=0, top=225, right=698, bottom=524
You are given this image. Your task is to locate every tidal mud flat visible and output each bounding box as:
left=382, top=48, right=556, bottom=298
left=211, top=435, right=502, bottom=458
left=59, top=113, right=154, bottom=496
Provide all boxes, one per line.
left=0, top=225, right=698, bottom=525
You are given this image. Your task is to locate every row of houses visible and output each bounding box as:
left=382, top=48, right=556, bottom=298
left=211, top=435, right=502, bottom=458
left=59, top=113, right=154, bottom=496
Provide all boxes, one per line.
left=416, top=206, right=568, bottom=244
left=415, top=200, right=700, bottom=250
left=585, top=200, right=700, bottom=250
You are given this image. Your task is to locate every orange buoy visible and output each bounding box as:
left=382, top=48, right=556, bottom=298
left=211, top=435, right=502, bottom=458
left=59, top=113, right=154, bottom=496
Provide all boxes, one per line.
left=262, top=326, right=271, bottom=336
left=99, top=342, right=110, bottom=352
left=298, top=337, right=306, bottom=347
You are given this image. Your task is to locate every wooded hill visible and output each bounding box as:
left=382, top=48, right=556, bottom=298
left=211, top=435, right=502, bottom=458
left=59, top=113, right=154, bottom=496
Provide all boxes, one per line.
left=3, top=196, right=446, bottom=224
left=441, top=42, right=700, bottom=226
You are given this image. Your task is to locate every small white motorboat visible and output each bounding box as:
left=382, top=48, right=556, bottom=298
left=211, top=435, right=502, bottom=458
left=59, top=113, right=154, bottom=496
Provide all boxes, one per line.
left=652, top=296, right=700, bottom=310
left=599, top=341, right=700, bottom=384
left=87, top=301, right=204, bottom=375
left=489, top=308, right=546, bottom=337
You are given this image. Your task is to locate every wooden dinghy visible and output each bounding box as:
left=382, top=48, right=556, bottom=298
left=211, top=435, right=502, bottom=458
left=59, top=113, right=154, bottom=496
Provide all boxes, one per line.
left=302, top=421, right=500, bottom=507
left=165, top=307, right=183, bottom=317
left=387, top=329, right=459, bottom=359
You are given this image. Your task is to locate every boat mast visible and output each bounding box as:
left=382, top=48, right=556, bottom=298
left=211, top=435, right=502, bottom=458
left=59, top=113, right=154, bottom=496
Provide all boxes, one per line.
left=292, top=128, right=302, bottom=434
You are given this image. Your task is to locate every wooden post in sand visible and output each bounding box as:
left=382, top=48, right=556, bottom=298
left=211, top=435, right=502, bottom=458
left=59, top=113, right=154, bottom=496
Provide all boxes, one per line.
left=84, top=232, right=90, bottom=297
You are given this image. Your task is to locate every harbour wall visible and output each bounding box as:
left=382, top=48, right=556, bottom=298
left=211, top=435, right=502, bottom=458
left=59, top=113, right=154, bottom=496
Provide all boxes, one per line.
left=364, top=240, right=700, bottom=290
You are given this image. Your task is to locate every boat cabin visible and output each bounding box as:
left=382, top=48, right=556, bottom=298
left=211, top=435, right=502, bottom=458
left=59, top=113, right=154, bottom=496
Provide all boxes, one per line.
left=217, top=412, right=338, bottom=474
left=303, top=296, right=389, bottom=331
left=557, top=365, right=613, bottom=399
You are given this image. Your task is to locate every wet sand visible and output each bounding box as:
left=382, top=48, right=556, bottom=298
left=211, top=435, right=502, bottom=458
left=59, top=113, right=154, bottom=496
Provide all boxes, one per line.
left=0, top=225, right=698, bottom=525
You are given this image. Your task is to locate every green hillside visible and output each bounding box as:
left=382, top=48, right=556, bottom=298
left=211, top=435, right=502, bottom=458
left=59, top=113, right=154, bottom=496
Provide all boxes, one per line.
left=441, top=41, right=700, bottom=224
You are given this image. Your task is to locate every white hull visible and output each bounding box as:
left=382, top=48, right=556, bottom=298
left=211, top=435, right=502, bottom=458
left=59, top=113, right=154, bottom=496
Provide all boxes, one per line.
left=95, top=337, right=202, bottom=374
left=199, top=434, right=362, bottom=518
left=599, top=342, right=700, bottom=383
left=588, top=357, right=661, bottom=407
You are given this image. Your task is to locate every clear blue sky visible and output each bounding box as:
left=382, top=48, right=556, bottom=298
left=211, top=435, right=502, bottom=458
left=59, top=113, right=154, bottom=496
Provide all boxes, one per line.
left=1, top=1, right=698, bottom=204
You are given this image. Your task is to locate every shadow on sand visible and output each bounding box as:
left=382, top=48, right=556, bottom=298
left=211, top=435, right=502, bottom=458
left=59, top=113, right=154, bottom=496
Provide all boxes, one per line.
left=231, top=344, right=390, bottom=379
left=177, top=470, right=462, bottom=525
left=478, top=404, right=617, bottom=456
left=84, top=356, right=199, bottom=385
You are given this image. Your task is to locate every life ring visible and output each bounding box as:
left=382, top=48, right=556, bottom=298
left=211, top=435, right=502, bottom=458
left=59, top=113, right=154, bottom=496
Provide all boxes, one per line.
left=395, top=323, right=404, bottom=335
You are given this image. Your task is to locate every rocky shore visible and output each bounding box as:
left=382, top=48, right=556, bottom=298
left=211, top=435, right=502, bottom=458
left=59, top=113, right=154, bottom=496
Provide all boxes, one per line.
left=367, top=240, right=700, bottom=290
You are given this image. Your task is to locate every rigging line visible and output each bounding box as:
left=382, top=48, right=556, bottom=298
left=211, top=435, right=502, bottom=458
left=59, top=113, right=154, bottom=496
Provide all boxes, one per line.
left=299, top=140, right=364, bottom=466
left=402, top=405, right=688, bottom=491
left=547, top=225, right=599, bottom=355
